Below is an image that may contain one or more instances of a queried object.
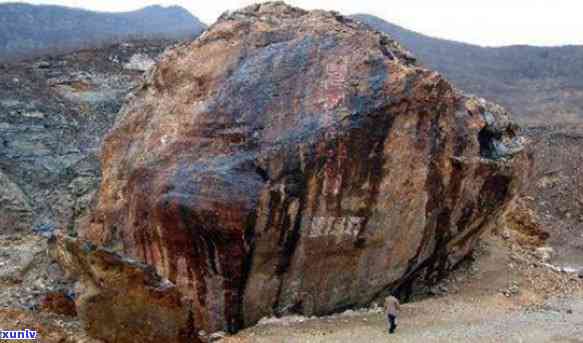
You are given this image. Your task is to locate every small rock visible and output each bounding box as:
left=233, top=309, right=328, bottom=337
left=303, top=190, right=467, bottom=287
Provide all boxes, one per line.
left=501, top=230, right=511, bottom=240
left=208, top=331, right=226, bottom=342
left=33, top=223, right=56, bottom=237
left=509, top=285, right=520, bottom=294
left=535, top=247, right=555, bottom=263
left=109, top=55, right=120, bottom=64
left=35, top=61, right=51, bottom=69
left=438, top=285, right=449, bottom=293
left=124, top=54, right=156, bottom=72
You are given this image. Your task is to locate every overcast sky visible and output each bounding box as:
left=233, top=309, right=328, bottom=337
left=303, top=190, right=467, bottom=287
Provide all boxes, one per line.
left=14, top=0, right=583, bottom=47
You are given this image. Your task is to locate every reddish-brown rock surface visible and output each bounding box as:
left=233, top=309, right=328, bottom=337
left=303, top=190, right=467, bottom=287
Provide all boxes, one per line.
left=40, top=291, right=77, bottom=317
left=72, top=2, right=530, bottom=338
left=52, top=235, right=197, bottom=343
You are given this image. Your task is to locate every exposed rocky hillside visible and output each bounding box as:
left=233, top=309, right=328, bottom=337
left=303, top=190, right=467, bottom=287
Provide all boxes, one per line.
left=351, top=14, right=583, bottom=125
left=521, top=124, right=583, bottom=268
left=53, top=3, right=529, bottom=341
left=0, top=3, right=206, bottom=61
left=0, top=40, right=182, bottom=236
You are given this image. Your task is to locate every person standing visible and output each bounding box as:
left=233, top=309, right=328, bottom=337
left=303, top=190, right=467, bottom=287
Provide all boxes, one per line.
left=384, top=294, right=401, bottom=334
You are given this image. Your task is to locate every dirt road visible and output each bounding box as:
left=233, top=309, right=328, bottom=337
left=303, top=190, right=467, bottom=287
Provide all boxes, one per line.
left=227, top=295, right=583, bottom=343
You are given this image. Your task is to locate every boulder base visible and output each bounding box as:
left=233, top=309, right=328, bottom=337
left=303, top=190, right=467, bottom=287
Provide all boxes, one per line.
left=52, top=235, right=197, bottom=343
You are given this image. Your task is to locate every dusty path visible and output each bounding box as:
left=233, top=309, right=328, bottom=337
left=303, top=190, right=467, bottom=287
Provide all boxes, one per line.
left=227, top=295, right=583, bottom=343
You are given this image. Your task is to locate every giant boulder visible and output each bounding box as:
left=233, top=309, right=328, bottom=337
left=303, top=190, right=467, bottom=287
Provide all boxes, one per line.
left=79, top=2, right=530, bottom=336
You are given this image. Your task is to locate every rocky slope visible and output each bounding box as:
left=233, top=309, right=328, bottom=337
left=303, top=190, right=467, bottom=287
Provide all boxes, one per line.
left=521, top=124, right=583, bottom=268
left=351, top=14, right=583, bottom=125
left=0, top=40, right=180, bottom=235
left=56, top=3, right=529, bottom=341
left=0, top=3, right=206, bottom=61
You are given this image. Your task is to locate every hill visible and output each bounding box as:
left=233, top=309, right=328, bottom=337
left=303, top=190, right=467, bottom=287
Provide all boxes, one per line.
left=351, top=14, right=583, bottom=124
left=0, top=3, right=206, bottom=61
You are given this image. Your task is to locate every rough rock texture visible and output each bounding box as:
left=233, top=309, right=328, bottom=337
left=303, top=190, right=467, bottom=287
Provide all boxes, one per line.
left=81, top=2, right=529, bottom=336
left=52, top=235, right=197, bottom=343
left=0, top=171, right=33, bottom=232
left=0, top=41, right=178, bottom=235
left=0, top=233, right=75, bottom=315
left=40, top=291, right=77, bottom=317
left=500, top=197, right=548, bottom=247
left=521, top=125, right=583, bottom=268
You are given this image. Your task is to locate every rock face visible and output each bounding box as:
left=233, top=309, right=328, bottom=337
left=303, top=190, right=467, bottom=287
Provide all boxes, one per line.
left=80, top=2, right=529, bottom=336
left=52, top=235, right=196, bottom=343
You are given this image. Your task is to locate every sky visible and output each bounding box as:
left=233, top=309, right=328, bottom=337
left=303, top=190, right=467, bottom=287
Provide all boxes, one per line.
left=13, top=0, right=583, bottom=47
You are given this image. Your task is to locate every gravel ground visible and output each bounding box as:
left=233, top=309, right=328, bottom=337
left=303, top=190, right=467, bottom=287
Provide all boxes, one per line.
left=227, top=296, right=583, bottom=343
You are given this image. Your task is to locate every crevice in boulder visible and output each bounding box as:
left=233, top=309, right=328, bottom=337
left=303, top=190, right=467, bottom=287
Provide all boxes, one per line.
left=478, top=125, right=501, bottom=159
left=237, top=210, right=258, bottom=331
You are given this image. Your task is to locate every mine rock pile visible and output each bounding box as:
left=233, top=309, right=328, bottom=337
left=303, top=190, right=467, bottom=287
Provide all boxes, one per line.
left=55, top=2, right=530, bottom=342
left=0, top=40, right=171, bottom=235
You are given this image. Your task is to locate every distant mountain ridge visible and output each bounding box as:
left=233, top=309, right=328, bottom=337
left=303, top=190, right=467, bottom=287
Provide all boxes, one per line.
left=0, top=3, right=206, bottom=61
left=351, top=14, right=583, bottom=124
